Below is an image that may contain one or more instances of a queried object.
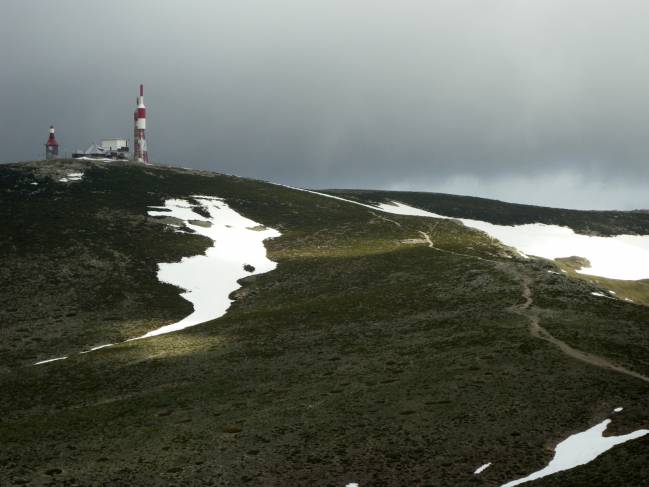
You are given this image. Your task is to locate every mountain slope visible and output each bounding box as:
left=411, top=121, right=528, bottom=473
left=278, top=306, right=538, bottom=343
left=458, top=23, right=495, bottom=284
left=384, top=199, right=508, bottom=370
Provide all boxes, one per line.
left=325, top=189, right=649, bottom=307
left=1, top=160, right=649, bottom=486
left=323, top=189, right=649, bottom=236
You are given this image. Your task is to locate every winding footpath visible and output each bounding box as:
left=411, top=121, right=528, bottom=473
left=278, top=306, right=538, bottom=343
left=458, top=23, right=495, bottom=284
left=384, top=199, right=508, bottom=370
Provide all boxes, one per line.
left=505, top=267, right=649, bottom=384
left=418, top=229, right=649, bottom=485
left=417, top=226, right=649, bottom=384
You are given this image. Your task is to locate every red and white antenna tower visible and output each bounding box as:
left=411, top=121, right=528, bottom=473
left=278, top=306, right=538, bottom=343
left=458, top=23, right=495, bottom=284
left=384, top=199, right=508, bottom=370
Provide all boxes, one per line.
left=133, top=84, right=149, bottom=163
left=45, top=125, right=59, bottom=160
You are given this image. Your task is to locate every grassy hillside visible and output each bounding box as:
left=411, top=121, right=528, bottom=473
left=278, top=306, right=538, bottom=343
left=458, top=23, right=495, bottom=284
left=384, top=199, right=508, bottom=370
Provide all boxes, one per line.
left=329, top=189, right=649, bottom=308
left=324, top=189, right=649, bottom=236
left=1, top=160, right=649, bottom=486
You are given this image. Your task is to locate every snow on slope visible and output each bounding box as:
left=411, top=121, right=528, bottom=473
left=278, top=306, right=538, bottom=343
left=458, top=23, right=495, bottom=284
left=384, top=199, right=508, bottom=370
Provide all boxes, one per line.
left=284, top=187, right=649, bottom=281
left=474, top=463, right=492, bottom=475
left=500, top=414, right=649, bottom=486
left=34, top=195, right=280, bottom=364
left=374, top=201, right=649, bottom=281
left=58, top=172, right=84, bottom=183
left=34, top=356, right=67, bottom=365
left=133, top=196, right=281, bottom=339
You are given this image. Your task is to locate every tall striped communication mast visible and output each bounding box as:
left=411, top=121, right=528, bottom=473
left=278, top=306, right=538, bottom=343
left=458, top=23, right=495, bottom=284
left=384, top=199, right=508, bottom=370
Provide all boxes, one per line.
left=133, top=84, right=149, bottom=163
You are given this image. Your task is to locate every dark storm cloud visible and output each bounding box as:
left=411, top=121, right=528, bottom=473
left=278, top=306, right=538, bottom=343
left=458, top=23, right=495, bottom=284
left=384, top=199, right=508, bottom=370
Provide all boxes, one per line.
left=2, top=0, right=649, bottom=209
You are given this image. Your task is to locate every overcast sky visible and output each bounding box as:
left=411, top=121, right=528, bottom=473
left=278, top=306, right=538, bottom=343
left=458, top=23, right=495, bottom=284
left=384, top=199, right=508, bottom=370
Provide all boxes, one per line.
left=2, top=1, right=649, bottom=209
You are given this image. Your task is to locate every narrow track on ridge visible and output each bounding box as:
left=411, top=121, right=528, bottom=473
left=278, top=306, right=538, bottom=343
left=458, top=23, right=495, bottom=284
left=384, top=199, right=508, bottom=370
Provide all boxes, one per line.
left=417, top=229, right=649, bottom=384
left=503, top=265, right=649, bottom=384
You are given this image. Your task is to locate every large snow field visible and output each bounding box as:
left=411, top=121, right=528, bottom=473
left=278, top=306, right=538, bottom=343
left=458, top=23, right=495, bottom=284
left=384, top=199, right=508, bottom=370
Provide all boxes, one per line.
left=500, top=412, right=649, bottom=486
left=134, top=196, right=281, bottom=339
left=287, top=186, right=649, bottom=281
left=373, top=201, right=649, bottom=281
left=34, top=195, right=280, bottom=364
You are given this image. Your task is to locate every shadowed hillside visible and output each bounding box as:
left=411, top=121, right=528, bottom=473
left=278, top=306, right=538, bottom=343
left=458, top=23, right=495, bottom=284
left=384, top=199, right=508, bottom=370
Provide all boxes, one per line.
left=1, top=160, right=649, bottom=486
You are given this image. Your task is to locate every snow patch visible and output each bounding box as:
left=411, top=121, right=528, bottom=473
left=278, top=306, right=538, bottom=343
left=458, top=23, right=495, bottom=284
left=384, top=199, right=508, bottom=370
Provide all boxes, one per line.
left=474, top=463, right=492, bottom=474
left=58, top=172, right=84, bottom=183
left=614, top=407, right=624, bottom=413
left=80, top=344, right=114, bottom=354
left=32, top=195, right=280, bottom=363
left=374, top=202, right=649, bottom=281
left=280, top=188, right=649, bottom=281
left=74, top=156, right=114, bottom=162
left=34, top=356, right=67, bottom=365
left=591, top=291, right=616, bottom=300
left=375, top=201, right=440, bottom=217
left=130, top=196, right=281, bottom=339
left=500, top=417, right=648, bottom=487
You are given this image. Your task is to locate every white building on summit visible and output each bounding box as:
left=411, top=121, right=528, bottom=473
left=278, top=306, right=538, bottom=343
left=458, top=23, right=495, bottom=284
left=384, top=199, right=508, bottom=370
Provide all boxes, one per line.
left=73, top=139, right=130, bottom=160
left=100, top=139, right=128, bottom=152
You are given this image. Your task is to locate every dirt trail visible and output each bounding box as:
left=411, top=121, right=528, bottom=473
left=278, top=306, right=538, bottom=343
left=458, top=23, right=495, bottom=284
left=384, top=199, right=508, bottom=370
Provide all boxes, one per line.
left=417, top=227, right=649, bottom=384
left=506, top=268, right=649, bottom=384
left=418, top=230, right=434, bottom=248
left=370, top=211, right=402, bottom=228
left=418, top=230, right=498, bottom=263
